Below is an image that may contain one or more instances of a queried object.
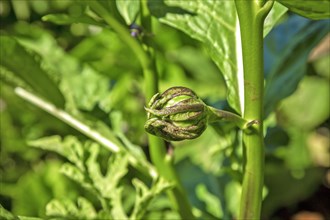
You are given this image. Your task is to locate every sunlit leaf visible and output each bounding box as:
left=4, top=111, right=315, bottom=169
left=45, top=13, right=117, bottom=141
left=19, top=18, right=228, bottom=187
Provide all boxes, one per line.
left=149, top=0, right=242, bottom=113
left=149, top=0, right=287, bottom=114
left=263, top=2, right=288, bottom=36
left=0, top=204, right=19, bottom=220
left=86, top=146, right=129, bottom=199
left=116, top=0, right=140, bottom=25
left=277, top=0, right=330, bottom=20
left=29, top=136, right=85, bottom=169
left=46, top=197, right=97, bottom=219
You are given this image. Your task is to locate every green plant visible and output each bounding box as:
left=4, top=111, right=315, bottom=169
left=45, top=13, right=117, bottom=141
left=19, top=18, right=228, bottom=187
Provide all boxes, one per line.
left=1, top=1, right=329, bottom=220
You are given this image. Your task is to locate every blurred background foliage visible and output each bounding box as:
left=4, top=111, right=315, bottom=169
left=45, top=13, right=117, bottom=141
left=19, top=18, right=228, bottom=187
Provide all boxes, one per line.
left=0, top=0, right=329, bottom=220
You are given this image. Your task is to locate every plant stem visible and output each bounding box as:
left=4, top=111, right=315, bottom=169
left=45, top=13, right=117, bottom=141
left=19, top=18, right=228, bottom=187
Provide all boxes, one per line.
left=234, top=1, right=273, bottom=219
left=207, top=106, right=251, bottom=129
left=140, top=1, right=195, bottom=219
left=89, top=2, right=193, bottom=217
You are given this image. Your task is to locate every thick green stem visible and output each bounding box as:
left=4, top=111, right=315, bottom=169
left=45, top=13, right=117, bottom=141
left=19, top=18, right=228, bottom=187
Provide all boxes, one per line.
left=140, top=1, right=195, bottom=219
left=235, top=1, right=273, bottom=219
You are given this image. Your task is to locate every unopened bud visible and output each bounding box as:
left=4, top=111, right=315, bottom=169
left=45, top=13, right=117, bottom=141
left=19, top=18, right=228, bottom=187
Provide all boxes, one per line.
left=144, top=87, right=207, bottom=141
left=145, top=86, right=254, bottom=142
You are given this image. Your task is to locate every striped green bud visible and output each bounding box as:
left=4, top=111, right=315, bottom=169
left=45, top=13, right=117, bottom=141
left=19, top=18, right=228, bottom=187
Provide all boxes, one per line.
left=144, top=87, right=207, bottom=141
left=144, top=87, right=256, bottom=142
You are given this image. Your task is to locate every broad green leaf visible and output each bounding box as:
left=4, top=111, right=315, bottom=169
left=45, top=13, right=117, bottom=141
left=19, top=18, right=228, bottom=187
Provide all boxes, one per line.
left=277, top=0, right=330, bottom=20
left=149, top=0, right=242, bottom=113
left=279, top=77, right=330, bottom=129
left=264, top=16, right=329, bottom=116
left=149, top=0, right=287, bottom=114
left=0, top=36, right=65, bottom=107
left=116, top=0, right=140, bottom=25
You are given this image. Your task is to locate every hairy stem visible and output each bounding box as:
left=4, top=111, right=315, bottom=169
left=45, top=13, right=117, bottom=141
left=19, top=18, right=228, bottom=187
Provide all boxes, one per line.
left=140, top=1, right=195, bottom=219
left=235, top=1, right=273, bottom=219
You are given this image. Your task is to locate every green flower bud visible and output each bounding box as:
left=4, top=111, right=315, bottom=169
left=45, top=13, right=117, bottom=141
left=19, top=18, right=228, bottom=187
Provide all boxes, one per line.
left=144, top=87, right=208, bottom=141
left=144, top=86, right=258, bottom=141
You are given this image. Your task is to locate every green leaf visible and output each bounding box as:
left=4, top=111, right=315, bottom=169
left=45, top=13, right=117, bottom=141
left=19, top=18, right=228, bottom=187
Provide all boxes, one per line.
left=263, top=2, right=288, bottom=36
left=144, top=196, right=180, bottom=220
left=116, top=0, right=140, bottom=25
left=175, top=158, right=231, bottom=219
left=28, top=136, right=85, bottom=170
left=60, top=163, right=88, bottom=189
left=11, top=23, right=113, bottom=112
left=263, top=166, right=323, bottom=216
left=46, top=197, right=97, bottom=219
left=0, top=36, right=65, bottom=107
left=42, top=14, right=103, bottom=26
left=149, top=0, right=287, bottom=114
left=0, top=205, right=19, bottom=220
left=196, top=184, right=222, bottom=218
left=224, top=181, right=241, bottom=218
left=0, top=205, right=42, bottom=220
left=277, top=0, right=330, bottom=20
left=6, top=160, right=77, bottom=217
left=149, top=0, right=242, bottom=113
left=264, top=17, right=329, bottom=116
left=130, top=178, right=172, bottom=220
left=279, top=77, right=329, bottom=129
left=86, top=146, right=129, bottom=199
left=109, top=187, right=128, bottom=220
left=166, top=46, right=226, bottom=100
